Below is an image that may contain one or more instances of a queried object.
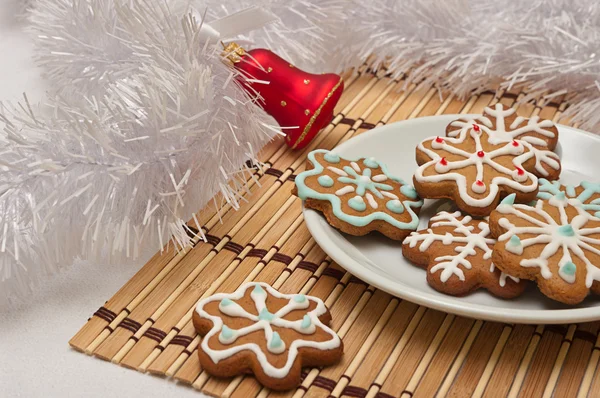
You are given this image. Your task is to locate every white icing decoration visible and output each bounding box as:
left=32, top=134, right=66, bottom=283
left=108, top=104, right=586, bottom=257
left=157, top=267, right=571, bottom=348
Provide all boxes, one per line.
left=404, top=211, right=518, bottom=284
left=416, top=105, right=560, bottom=209
left=365, top=193, right=378, bottom=209
left=489, top=263, right=520, bottom=287
left=381, top=191, right=399, bottom=200
left=328, top=166, right=348, bottom=176
left=335, top=186, right=355, bottom=196
left=350, top=162, right=361, bottom=173
left=472, top=181, right=486, bottom=194
left=496, top=198, right=600, bottom=287
left=195, top=283, right=340, bottom=379
left=372, top=174, right=388, bottom=182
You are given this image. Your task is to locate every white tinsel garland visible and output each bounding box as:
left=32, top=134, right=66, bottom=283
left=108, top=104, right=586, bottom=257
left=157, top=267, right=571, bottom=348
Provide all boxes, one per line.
left=0, top=1, right=278, bottom=304
left=4, top=0, right=600, bottom=305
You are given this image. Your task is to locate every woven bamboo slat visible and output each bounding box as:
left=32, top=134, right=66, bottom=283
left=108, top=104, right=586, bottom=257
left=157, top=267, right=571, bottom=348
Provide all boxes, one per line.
left=70, top=65, right=600, bottom=398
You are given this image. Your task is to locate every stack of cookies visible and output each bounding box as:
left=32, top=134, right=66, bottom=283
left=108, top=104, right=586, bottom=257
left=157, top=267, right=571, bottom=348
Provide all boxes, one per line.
left=294, top=104, right=600, bottom=305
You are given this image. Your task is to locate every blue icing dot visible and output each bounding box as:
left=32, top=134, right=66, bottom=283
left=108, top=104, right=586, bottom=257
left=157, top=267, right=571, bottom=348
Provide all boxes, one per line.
left=301, top=315, right=311, bottom=329
left=561, top=262, right=577, bottom=275
left=348, top=196, right=367, bottom=212
left=220, top=298, right=233, bottom=307
left=323, top=152, right=340, bottom=163
left=293, top=294, right=306, bottom=303
left=252, top=284, right=265, bottom=294
left=269, top=332, right=283, bottom=348
left=258, top=308, right=275, bottom=322
left=317, top=175, right=334, bottom=188
left=501, top=193, right=516, bottom=205
left=400, top=185, right=419, bottom=200
left=558, top=224, right=575, bottom=237
left=386, top=200, right=404, bottom=214
left=221, top=325, right=234, bottom=339
left=363, top=157, right=378, bottom=168
left=509, top=235, right=521, bottom=245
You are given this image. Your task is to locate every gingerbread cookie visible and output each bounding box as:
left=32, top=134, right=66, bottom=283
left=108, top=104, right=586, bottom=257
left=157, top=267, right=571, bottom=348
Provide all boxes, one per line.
left=538, top=178, right=600, bottom=217
left=414, top=104, right=561, bottom=216
left=490, top=193, right=600, bottom=304
left=403, top=211, right=526, bottom=298
left=293, top=149, right=423, bottom=240
left=193, top=283, right=343, bottom=390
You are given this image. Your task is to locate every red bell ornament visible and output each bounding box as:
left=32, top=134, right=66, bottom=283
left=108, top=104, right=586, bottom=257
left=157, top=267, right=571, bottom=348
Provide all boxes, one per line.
left=224, top=43, right=344, bottom=149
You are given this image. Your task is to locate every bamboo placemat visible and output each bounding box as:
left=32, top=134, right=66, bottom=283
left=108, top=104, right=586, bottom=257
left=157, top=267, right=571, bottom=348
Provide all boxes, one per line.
left=70, top=64, right=600, bottom=398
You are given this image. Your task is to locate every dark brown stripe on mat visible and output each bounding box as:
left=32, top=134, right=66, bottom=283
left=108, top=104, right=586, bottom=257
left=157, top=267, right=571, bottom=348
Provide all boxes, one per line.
left=287, top=174, right=296, bottom=182
left=223, top=241, right=244, bottom=254
left=204, top=234, right=220, bottom=246
left=94, top=307, right=116, bottom=323
left=343, top=385, right=368, bottom=398
left=545, top=325, right=568, bottom=336
left=247, top=248, right=268, bottom=258
left=322, top=268, right=345, bottom=280
left=171, top=335, right=195, bottom=347
left=272, top=253, right=293, bottom=265
left=312, top=375, right=336, bottom=391
left=144, top=327, right=168, bottom=343
left=339, top=118, right=356, bottom=126
left=376, top=393, right=396, bottom=398
left=118, top=318, right=142, bottom=334
left=265, top=168, right=284, bottom=178
left=297, top=261, right=319, bottom=273
left=572, top=330, right=598, bottom=344
left=359, top=121, right=377, bottom=130
left=350, top=276, right=368, bottom=286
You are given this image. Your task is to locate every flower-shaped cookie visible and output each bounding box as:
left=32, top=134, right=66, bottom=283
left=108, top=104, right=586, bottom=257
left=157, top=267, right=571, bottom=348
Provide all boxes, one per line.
left=538, top=178, right=600, bottom=217
left=193, top=283, right=343, bottom=390
left=403, top=211, right=526, bottom=298
left=414, top=104, right=561, bottom=216
left=293, top=149, right=423, bottom=240
left=490, top=194, right=600, bottom=304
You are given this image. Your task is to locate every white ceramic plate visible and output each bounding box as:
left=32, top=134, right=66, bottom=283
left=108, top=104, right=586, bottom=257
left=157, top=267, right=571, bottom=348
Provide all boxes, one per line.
left=303, top=114, right=600, bottom=324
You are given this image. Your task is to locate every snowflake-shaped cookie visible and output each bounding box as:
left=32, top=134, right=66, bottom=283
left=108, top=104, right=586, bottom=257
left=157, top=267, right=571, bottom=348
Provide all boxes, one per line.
left=490, top=194, right=600, bottom=304
left=293, top=149, right=423, bottom=240
left=414, top=104, right=561, bottom=216
left=193, top=282, right=343, bottom=390
left=538, top=178, right=600, bottom=217
left=402, top=211, right=525, bottom=298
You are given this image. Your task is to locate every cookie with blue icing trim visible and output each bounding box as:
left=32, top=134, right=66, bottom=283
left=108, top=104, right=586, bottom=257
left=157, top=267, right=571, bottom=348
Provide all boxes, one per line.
left=403, top=210, right=526, bottom=298
left=193, top=282, right=343, bottom=390
left=490, top=194, right=600, bottom=304
left=292, top=149, right=423, bottom=241
left=537, top=178, right=600, bottom=217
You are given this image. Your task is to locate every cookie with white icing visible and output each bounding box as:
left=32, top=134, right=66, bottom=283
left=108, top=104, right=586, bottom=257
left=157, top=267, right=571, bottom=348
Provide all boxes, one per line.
left=193, top=283, right=343, bottom=390
left=490, top=193, right=600, bottom=304
left=537, top=178, right=600, bottom=217
left=414, top=104, right=561, bottom=216
left=402, top=211, right=526, bottom=298
left=293, top=149, right=423, bottom=241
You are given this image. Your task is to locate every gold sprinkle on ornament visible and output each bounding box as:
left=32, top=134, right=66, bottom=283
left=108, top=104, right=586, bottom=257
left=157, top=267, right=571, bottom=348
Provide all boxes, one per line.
left=304, top=79, right=310, bottom=85
left=281, top=101, right=287, bottom=107
left=305, top=109, right=310, bottom=115
left=267, top=67, right=272, bottom=73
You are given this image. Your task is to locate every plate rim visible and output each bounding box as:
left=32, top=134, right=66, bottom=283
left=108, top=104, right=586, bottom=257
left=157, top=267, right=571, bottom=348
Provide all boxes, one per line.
left=303, top=114, right=600, bottom=324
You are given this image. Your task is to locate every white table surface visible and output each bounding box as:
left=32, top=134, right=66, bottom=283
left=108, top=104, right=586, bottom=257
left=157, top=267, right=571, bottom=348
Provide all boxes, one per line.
left=0, top=5, right=207, bottom=397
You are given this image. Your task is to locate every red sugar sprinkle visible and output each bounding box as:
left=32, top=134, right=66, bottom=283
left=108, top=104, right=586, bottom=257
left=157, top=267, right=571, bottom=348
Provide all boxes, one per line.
left=512, top=140, right=519, bottom=147
left=440, top=157, right=448, bottom=166
left=435, top=136, right=444, bottom=143
left=472, top=124, right=480, bottom=132
left=516, top=166, right=525, bottom=175
left=476, top=180, right=484, bottom=186
left=477, top=151, right=485, bottom=158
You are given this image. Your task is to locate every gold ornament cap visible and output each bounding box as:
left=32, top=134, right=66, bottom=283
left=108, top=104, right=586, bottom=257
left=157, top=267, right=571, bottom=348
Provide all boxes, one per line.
left=222, top=42, right=246, bottom=64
